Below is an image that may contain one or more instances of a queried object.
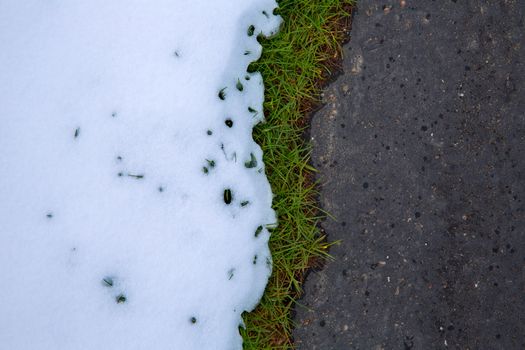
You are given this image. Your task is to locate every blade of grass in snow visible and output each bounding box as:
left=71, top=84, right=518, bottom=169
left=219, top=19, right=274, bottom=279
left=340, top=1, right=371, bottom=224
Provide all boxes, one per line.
left=240, top=1, right=354, bottom=348
left=0, top=1, right=282, bottom=349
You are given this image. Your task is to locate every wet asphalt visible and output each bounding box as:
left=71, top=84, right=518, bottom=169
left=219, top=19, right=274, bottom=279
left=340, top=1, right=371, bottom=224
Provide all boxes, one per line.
left=292, top=1, right=525, bottom=349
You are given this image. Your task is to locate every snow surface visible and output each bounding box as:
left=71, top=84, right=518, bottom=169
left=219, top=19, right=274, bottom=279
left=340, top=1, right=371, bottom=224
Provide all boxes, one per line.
left=0, top=1, right=281, bottom=349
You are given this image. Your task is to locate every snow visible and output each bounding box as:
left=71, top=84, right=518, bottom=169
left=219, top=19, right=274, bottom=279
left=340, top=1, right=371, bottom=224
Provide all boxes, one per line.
left=0, top=1, right=280, bottom=349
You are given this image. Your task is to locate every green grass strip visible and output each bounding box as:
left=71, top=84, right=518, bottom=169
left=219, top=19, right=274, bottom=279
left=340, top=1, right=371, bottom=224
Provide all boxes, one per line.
left=241, top=1, right=354, bottom=349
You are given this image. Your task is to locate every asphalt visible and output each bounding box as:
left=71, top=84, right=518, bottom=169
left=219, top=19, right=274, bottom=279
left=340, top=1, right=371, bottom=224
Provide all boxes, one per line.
left=292, top=1, right=525, bottom=349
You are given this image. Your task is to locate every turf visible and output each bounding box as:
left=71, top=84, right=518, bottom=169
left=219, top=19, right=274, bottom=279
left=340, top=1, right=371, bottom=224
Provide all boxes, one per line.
left=240, top=1, right=354, bottom=348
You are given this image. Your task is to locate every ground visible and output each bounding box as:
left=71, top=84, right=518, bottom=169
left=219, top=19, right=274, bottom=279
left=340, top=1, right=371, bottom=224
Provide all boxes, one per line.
left=293, top=1, right=525, bottom=349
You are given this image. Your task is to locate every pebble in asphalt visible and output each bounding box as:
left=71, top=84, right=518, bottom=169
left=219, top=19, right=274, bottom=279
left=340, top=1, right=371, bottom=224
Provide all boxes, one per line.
left=293, top=0, right=525, bottom=349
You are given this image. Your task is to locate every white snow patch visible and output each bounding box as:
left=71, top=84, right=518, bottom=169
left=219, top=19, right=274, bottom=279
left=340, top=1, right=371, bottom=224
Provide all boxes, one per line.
left=0, top=1, right=281, bottom=349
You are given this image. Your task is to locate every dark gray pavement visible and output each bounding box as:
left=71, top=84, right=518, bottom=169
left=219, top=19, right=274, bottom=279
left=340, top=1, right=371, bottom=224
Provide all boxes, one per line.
left=293, top=1, right=525, bottom=349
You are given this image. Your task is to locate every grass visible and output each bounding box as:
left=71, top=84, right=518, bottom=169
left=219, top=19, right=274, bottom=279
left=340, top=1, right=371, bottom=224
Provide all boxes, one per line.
left=240, top=1, right=354, bottom=349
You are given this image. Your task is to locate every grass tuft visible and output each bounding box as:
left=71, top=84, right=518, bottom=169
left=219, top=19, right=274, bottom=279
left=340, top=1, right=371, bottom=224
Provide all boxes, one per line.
left=241, top=1, right=354, bottom=349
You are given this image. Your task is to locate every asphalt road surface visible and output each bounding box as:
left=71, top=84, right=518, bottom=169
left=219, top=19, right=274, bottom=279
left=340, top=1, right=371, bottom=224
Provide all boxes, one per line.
left=293, top=1, right=525, bottom=349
